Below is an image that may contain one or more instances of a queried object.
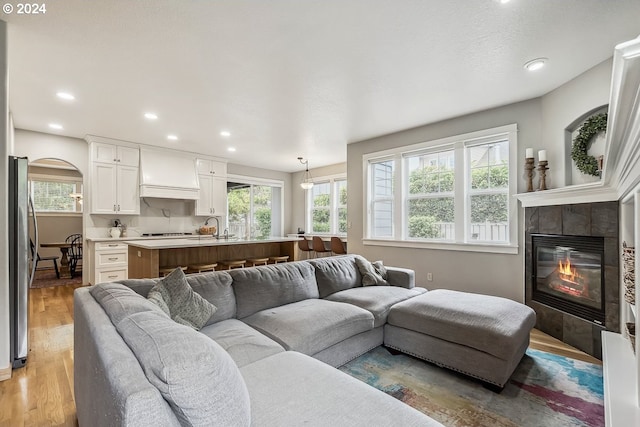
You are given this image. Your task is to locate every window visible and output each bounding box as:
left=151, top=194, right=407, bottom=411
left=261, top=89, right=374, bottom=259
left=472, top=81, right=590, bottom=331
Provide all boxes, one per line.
left=364, top=124, right=518, bottom=253
left=31, top=179, right=83, bottom=213
left=227, top=177, right=283, bottom=239
left=306, top=175, right=348, bottom=235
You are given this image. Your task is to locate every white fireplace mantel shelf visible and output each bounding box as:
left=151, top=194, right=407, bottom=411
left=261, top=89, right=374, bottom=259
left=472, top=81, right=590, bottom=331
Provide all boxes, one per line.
left=515, top=182, right=618, bottom=208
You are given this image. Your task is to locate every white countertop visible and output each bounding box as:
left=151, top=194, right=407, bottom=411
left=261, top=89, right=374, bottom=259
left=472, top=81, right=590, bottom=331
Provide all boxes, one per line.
left=124, top=236, right=301, bottom=249
left=86, top=234, right=215, bottom=242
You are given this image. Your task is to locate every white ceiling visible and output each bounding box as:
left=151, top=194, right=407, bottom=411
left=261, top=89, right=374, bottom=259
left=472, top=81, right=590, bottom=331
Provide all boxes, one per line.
left=5, top=0, right=640, bottom=173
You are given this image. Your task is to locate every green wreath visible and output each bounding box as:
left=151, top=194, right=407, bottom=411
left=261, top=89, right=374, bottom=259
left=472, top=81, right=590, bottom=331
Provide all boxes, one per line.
left=571, top=113, right=607, bottom=177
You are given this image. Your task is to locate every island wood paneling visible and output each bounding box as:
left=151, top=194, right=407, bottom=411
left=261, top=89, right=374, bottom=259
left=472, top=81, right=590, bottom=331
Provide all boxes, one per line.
left=128, top=240, right=298, bottom=279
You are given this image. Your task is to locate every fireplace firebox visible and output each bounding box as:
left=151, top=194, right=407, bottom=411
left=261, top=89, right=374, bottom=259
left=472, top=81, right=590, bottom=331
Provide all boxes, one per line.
left=531, top=234, right=605, bottom=325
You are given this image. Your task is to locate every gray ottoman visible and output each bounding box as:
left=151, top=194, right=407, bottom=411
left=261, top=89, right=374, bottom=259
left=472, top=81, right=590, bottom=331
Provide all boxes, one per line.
left=384, top=289, right=536, bottom=388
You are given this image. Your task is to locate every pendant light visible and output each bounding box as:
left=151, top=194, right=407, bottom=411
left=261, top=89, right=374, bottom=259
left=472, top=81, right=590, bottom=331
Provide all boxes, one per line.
left=298, top=157, right=314, bottom=190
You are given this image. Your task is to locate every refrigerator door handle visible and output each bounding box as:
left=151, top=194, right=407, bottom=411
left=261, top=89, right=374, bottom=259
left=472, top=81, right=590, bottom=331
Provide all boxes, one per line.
left=28, top=195, right=38, bottom=287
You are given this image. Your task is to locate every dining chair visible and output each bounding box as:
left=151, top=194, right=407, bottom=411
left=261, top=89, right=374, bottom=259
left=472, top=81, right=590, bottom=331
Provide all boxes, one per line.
left=330, top=236, right=347, bottom=255
left=312, top=236, right=332, bottom=258
left=69, top=235, right=83, bottom=278
left=29, top=239, right=60, bottom=279
left=298, top=237, right=314, bottom=259
left=65, top=233, right=82, bottom=243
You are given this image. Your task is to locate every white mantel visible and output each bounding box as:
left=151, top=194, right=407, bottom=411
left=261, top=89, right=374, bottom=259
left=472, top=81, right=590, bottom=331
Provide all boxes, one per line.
left=516, top=35, right=640, bottom=209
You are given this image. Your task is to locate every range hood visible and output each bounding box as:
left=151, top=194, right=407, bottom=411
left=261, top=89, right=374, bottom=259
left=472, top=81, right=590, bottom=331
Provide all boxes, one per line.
left=139, top=148, right=200, bottom=200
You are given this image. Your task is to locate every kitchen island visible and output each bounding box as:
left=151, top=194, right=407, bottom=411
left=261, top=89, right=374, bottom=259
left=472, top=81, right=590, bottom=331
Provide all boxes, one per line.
left=126, top=236, right=302, bottom=279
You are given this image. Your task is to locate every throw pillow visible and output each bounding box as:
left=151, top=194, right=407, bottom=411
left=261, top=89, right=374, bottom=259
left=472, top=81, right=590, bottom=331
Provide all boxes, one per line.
left=354, top=256, right=389, bottom=286
left=117, top=311, right=251, bottom=426
left=148, top=267, right=217, bottom=330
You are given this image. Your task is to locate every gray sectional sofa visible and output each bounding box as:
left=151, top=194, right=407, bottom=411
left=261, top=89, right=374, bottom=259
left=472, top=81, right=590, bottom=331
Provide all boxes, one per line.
left=74, top=254, right=533, bottom=426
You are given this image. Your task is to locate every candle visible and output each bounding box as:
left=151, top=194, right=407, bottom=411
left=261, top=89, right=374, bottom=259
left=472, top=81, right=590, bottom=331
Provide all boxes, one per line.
left=538, top=150, right=547, bottom=162
left=525, top=148, right=533, bottom=158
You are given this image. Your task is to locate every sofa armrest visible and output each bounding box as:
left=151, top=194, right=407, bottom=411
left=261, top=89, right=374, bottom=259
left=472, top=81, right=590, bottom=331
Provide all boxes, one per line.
left=386, top=267, right=415, bottom=289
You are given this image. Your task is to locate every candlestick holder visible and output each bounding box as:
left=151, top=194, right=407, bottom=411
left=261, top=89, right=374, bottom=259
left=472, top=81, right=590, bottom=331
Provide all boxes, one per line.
left=524, top=157, right=535, bottom=192
left=537, top=160, right=548, bottom=191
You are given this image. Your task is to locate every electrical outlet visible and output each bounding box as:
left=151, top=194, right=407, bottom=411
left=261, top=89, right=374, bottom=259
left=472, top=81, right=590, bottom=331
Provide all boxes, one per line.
left=427, top=273, right=433, bottom=281
left=137, top=251, right=141, bottom=257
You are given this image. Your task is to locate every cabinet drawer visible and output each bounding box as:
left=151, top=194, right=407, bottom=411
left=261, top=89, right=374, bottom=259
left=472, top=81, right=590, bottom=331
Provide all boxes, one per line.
left=96, top=268, right=127, bottom=283
left=97, top=251, right=127, bottom=267
left=96, top=242, right=128, bottom=251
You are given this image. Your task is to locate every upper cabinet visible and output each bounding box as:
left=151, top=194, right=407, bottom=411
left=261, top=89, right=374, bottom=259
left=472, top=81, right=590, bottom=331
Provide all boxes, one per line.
left=90, top=141, right=140, bottom=215
left=196, top=158, right=227, bottom=177
left=195, top=157, right=228, bottom=216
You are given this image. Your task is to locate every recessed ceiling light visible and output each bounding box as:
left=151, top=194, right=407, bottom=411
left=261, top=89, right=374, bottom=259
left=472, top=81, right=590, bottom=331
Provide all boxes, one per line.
left=144, top=112, right=158, bottom=120
left=167, top=134, right=178, bottom=141
left=227, top=147, right=236, bottom=152
left=56, top=91, right=75, bottom=100
left=220, top=131, right=231, bottom=137
left=499, top=0, right=511, bottom=4
left=524, top=58, right=547, bottom=71
left=48, top=123, right=63, bottom=130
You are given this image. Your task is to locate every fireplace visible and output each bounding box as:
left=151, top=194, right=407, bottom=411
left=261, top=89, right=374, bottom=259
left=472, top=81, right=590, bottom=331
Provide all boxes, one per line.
left=532, top=234, right=605, bottom=325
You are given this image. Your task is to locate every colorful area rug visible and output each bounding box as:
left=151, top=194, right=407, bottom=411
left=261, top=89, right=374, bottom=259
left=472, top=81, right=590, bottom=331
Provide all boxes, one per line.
left=339, top=346, right=603, bottom=427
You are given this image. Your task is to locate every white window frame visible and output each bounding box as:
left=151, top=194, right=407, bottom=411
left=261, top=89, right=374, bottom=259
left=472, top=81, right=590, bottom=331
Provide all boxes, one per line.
left=226, top=174, right=284, bottom=238
left=305, top=173, right=347, bottom=236
left=29, top=173, right=83, bottom=216
left=363, top=124, right=518, bottom=254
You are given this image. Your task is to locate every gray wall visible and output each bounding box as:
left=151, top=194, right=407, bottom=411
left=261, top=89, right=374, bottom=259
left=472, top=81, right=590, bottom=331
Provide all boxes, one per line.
left=347, top=59, right=612, bottom=302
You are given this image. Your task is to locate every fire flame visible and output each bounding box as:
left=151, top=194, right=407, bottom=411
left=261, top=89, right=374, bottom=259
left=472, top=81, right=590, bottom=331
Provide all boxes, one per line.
left=558, top=258, right=582, bottom=285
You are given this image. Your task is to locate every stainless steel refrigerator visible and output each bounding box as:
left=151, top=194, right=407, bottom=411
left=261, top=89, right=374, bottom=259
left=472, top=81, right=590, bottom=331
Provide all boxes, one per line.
left=9, top=155, right=35, bottom=369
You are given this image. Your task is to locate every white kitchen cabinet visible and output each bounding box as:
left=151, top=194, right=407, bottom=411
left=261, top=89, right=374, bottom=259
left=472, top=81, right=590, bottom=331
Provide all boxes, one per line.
left=195, top=157, right=227, bottom=216
left=196, top=158, right=227, bottom=177
left=91, top=241, right=128, bottom=284
left=195, top=174, right=227, bottom=216
left=91, top=142, right=140, bottom=214
left=93, top=142, right=139, bottom=166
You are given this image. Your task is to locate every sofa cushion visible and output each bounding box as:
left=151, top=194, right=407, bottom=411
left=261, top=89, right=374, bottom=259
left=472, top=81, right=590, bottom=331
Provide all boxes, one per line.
left=326, top=286, right=427, bottom=327
left=354, top=256, right=389, bottom=286
left=230, top=262, right=319, bottom=319
left=147, top=268, right=217, bottom=330
left=117, top=311, right=251, bottom=427
left=119, top=271, right=236, bottom=326
left=242, top=299, right=374, bottom=356
left=309, top=255, right=362, bottom=298
left=240, top=351, right=441, bottom=427
left=89, top=282, right=168, bottom=327
left=200, top=319, right=284, bottom=367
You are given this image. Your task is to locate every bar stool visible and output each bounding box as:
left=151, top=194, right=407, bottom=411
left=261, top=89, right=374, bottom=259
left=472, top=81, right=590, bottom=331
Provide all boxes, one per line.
left=312, top=236, right=332, bottom=257
left=187, top=263, right=218, bottom=274
left=330, top=237, right=347, bottom=255
left=269, top=255, right=289, bottom=264
left=159, top=266, right=188, bottom=277
left=247, top=258, right=269, bottom=267
left=298, top=237, right=314, bottom=259
left=218, top=260, right=247, bottom=270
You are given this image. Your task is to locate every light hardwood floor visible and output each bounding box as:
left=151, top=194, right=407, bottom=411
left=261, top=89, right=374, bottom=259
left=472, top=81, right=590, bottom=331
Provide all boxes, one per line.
left=0, top=283, right=602, bottom=426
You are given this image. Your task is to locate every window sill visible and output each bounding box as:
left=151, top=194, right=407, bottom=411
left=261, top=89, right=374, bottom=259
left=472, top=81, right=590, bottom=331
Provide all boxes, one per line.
left=32, top=212, right=83, bottom=217
left=362, top=238, right=519, bottom=254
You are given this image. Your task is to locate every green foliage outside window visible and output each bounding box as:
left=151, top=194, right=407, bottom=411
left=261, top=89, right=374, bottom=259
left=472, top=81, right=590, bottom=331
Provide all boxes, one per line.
left=407, top=164, right=508, bottom=239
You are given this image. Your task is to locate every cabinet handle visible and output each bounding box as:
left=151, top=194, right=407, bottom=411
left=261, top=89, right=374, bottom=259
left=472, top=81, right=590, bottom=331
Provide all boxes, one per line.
left=212, top=207, right=215, bottom=213
left=117, top=205, right=120, bottom=211
left=107, top=275, right=118, bottom=279
left=113, top=204, right=117, bottom=212
left=108, top=244, right=117, bottom=247
left=108, top=257, right=119, bottom=261
left=113, top=158, right=117, bottom=162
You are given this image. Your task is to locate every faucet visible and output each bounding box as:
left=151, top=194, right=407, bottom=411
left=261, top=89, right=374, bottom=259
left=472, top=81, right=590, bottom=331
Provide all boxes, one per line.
left=223, top=228, right=229, bottom=239
left=204, top=216, right=220, bottom=239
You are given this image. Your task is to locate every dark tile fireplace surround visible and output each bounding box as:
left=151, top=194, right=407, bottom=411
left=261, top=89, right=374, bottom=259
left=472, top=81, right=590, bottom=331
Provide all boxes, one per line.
left=525, top=201, right=619, bottom=359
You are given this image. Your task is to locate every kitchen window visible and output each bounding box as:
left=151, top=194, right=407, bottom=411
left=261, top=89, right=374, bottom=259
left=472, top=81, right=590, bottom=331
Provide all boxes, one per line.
left=227, top=176, right=283, bottom=239
left=364, top=124, right=518, bottom=253
left=306, top=175, right=347, bottom=235
left=30, top=178, right=83, bottom=213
